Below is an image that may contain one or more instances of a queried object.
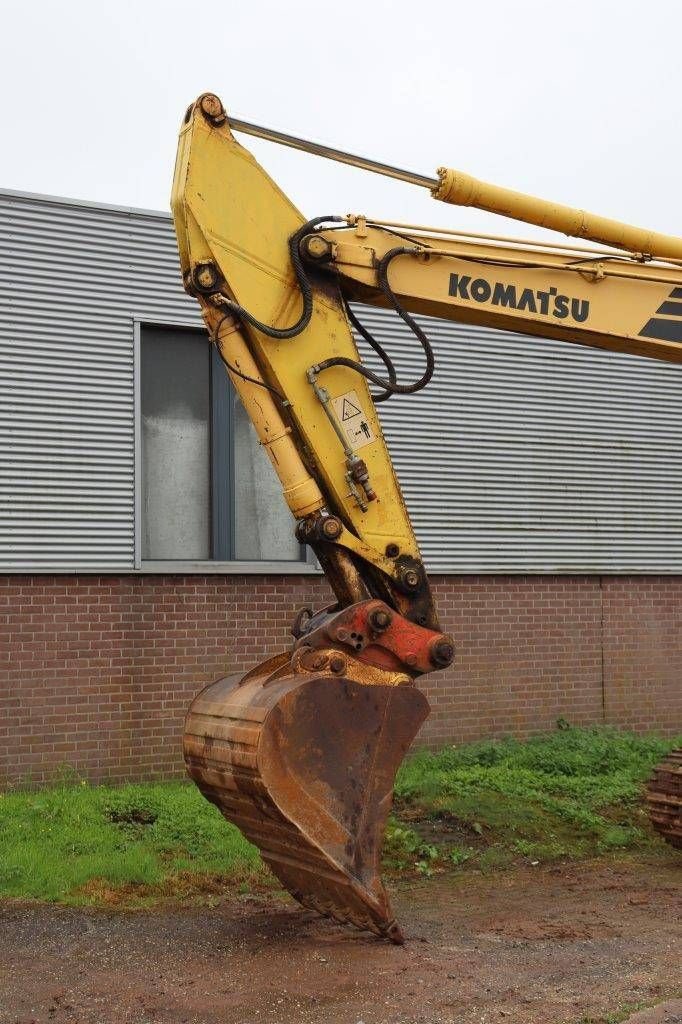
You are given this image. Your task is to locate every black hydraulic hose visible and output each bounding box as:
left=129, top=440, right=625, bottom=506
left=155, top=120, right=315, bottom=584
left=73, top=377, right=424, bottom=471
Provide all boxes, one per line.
left=211, top=321, right=287, bottom=403
left=218, top=219, right=436, bottom=403
left=215, top=215, right=343, bottom=339
left=314, top=247, right=435, bottom=397
left=344, top=301, right=397, bottom=403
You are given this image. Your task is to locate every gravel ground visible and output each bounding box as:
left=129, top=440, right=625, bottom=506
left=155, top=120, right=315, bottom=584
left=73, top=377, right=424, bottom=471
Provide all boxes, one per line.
left=0, top=856, right=680, bottom=1024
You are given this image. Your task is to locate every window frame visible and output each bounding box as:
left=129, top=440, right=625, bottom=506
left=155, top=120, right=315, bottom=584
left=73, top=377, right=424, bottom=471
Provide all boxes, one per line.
left=133, top=318, right=319, bottom=575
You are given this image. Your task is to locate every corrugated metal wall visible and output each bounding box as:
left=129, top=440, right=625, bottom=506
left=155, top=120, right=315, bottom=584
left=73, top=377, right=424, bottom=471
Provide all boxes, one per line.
left=0, top=190, right=198, bottom=571
left=1, top=188, right=681, bottom=573
left=352, top=307, right=682, bottom=572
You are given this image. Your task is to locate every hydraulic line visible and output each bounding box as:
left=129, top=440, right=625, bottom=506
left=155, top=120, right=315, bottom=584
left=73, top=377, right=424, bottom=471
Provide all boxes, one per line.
left=344, top=302, right=397, bottom=403
left=211, top=316, right=287, bottom=402
left=227, top=117, right=438, bottom=191
left=213, top=216, right=342, bottom=340
left=215, top=217, right=438, bottom=403
left=227, top=115, right=682, bottom=261
left=313, top=247, right=436, bottom=398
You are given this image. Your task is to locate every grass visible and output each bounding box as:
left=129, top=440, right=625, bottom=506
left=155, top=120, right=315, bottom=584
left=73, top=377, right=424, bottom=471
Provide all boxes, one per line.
left=0, top=780, right=267, bottom=905
left=572, top=1009, right=643, bottom=1024
left=569, top=998, right=682, bottom=1024
left=386, top=724, right=681, bottom=876
left=0, top=726, right=678, bottom=905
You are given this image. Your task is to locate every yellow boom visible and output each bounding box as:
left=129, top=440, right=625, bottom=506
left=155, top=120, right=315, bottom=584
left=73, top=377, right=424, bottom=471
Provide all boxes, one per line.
left=172, top=93, right=682, bottom=944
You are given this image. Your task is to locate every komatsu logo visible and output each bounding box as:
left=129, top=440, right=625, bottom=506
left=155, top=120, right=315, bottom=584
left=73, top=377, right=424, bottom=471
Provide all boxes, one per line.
left=639, top=285, right=682, bottom=343
left=448, top=274, right=590, bottom=323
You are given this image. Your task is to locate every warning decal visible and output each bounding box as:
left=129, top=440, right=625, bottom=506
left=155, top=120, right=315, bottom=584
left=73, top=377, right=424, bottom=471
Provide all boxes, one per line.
left=331, top=389, right=376, bottom=452
left=341, top=397, right=362, bottom=421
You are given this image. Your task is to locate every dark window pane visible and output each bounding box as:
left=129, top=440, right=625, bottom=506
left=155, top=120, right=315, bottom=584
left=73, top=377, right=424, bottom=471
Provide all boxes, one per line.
left=232, top=395, right=300, bottom=561
left=141, top=325, right=301, bottom=564
left=141, top=327, right=210, bottom=559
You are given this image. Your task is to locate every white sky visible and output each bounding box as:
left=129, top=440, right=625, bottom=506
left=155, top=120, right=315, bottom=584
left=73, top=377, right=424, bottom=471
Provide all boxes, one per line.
left=2, top=0, right=681, bottom=243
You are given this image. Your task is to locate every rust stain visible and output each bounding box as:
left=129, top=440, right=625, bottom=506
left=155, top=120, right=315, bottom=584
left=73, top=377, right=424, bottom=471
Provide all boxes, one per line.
left=183, top=648, right=428, bottom=943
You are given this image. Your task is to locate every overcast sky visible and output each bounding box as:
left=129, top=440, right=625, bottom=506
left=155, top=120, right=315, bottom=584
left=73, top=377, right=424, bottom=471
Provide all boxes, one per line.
left=2, top=0, right=681, bottom=244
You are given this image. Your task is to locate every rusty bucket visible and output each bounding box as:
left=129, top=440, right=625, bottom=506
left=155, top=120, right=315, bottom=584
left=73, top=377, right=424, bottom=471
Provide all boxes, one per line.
left=183, top=650, right=428, bottom=942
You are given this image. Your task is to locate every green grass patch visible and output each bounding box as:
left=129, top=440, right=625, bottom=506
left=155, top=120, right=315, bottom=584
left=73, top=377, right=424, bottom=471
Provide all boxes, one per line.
left=569, top=1000, right=676, bottom=1024
left=390, top=725, right=681, bottom=875
left=0, top=726, right=678, bottom=906
left=0, top=780, right=267, bottom=905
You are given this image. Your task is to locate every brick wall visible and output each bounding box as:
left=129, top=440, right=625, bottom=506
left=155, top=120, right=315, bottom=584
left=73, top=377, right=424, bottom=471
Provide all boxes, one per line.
left=1, top=574, right=680, bottom=787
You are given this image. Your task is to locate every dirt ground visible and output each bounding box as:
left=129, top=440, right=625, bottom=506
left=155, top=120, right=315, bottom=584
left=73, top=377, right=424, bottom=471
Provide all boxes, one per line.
left=1, top=857, right=680, bottom=1024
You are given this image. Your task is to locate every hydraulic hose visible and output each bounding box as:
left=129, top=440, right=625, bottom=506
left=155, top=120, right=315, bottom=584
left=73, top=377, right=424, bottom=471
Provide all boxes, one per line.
left=219, top=220, right=436, bottom=403
left=313, top=247, right=435, bottom=398
left=215, top=216, right=343, bottom=339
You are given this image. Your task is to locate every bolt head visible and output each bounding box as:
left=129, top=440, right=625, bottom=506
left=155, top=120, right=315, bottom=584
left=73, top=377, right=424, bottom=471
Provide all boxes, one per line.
left=321, top=517, right=342, bottom=540
left=335, top=627, right=349, bottom=643
left=368, top=607, right=392, bottom=632
left=402, top=568, right=420, bottom=590
left=329, top=655, right=346, bottom=675
left=194, top=263, right=219, bottom=291
left=302, top=234, right=332, bottom=262
left=430, top=635, right=456, bottom=668
left=200, top=93, right=226, bottom=124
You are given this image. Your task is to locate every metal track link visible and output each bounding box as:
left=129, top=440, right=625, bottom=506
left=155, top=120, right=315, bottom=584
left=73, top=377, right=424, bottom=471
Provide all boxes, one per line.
left=646, top=749, right=682, bottom=849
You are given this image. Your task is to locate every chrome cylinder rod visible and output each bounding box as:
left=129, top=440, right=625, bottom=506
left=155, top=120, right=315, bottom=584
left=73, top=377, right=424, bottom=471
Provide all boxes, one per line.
left=227, top=117, right=438, bottom=191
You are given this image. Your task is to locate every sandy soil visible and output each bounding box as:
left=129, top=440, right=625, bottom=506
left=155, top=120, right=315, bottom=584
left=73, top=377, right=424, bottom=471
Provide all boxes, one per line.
left=1, top=857, right=679, bottom=1024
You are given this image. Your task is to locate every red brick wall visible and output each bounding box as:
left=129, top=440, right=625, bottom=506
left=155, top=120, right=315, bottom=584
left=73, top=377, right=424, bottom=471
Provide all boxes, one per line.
left=1, top=574, right=680, bottom=786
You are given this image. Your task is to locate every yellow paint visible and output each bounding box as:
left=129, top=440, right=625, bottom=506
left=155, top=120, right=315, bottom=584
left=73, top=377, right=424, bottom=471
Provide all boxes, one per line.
left=172, top=94, right=682, bottom=596
left=433, top=167, right=682, bottom=261
left=321, top=225, right=682, bottom=364
left=171, top=96, right=421, bottom=587
left=213, top=316, right=325, bottom=518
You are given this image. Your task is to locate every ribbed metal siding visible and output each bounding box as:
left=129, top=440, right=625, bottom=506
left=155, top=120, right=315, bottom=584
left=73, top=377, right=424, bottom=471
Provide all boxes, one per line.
left=1, top=189, right=681, bottom=573
left=352, top=306, right=682, bottom=572
left=0, top=190, right=200, bottom=570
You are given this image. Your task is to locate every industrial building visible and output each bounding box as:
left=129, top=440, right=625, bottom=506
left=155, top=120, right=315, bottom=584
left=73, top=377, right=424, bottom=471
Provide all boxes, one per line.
left=1, top=187, right=680, bottom=785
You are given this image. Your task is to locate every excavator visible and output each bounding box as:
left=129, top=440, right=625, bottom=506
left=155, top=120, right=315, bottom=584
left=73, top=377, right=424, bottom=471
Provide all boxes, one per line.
left=171, top=93, right=682, bottom=944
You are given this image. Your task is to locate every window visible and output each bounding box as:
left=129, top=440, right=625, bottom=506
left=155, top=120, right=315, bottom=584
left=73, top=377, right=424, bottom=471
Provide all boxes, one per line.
left=140, top=325, right=302, bottom=563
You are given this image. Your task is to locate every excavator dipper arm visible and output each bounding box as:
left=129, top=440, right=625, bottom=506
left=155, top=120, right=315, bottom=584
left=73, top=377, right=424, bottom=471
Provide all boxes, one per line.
left=171, top=94, right=682, bottom=942
left=172, top=94, right=452, bottom=941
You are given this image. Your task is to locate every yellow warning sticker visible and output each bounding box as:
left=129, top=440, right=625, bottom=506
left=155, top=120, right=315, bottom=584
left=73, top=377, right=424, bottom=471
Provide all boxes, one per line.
left=331, top=389, right=376, bottom=451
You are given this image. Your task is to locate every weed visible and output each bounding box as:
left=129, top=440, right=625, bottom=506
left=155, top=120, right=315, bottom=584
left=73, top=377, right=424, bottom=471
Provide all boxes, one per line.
left=570, top=1000, right=655, bottom=1024
left=0, top=781, right=265, bottom=904
left=448, top=848, right=473, bottom=867
left=395, top=725, right=680, bottom=872
left=383, top=821, right=439, bottom=875
left=0, top=727, right=678, bottom=906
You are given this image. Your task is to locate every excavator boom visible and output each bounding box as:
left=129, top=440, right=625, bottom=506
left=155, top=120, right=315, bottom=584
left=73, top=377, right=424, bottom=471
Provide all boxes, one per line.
left=172, top=94, right=682, bottom=941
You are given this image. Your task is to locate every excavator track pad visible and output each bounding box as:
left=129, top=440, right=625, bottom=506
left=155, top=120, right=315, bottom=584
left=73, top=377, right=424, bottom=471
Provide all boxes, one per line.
left=183, top=649, right=429, bottom=942
left=646, top=748, right=682, bottom=849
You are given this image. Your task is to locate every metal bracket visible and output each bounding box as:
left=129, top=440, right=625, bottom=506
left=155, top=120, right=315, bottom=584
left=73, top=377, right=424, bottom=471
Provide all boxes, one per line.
left=306, top=366, right=376, bottom=512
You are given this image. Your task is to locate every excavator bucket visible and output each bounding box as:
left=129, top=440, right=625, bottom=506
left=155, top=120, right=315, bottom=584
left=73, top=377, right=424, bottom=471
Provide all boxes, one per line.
left=183, top=652, right=429, bottom=942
